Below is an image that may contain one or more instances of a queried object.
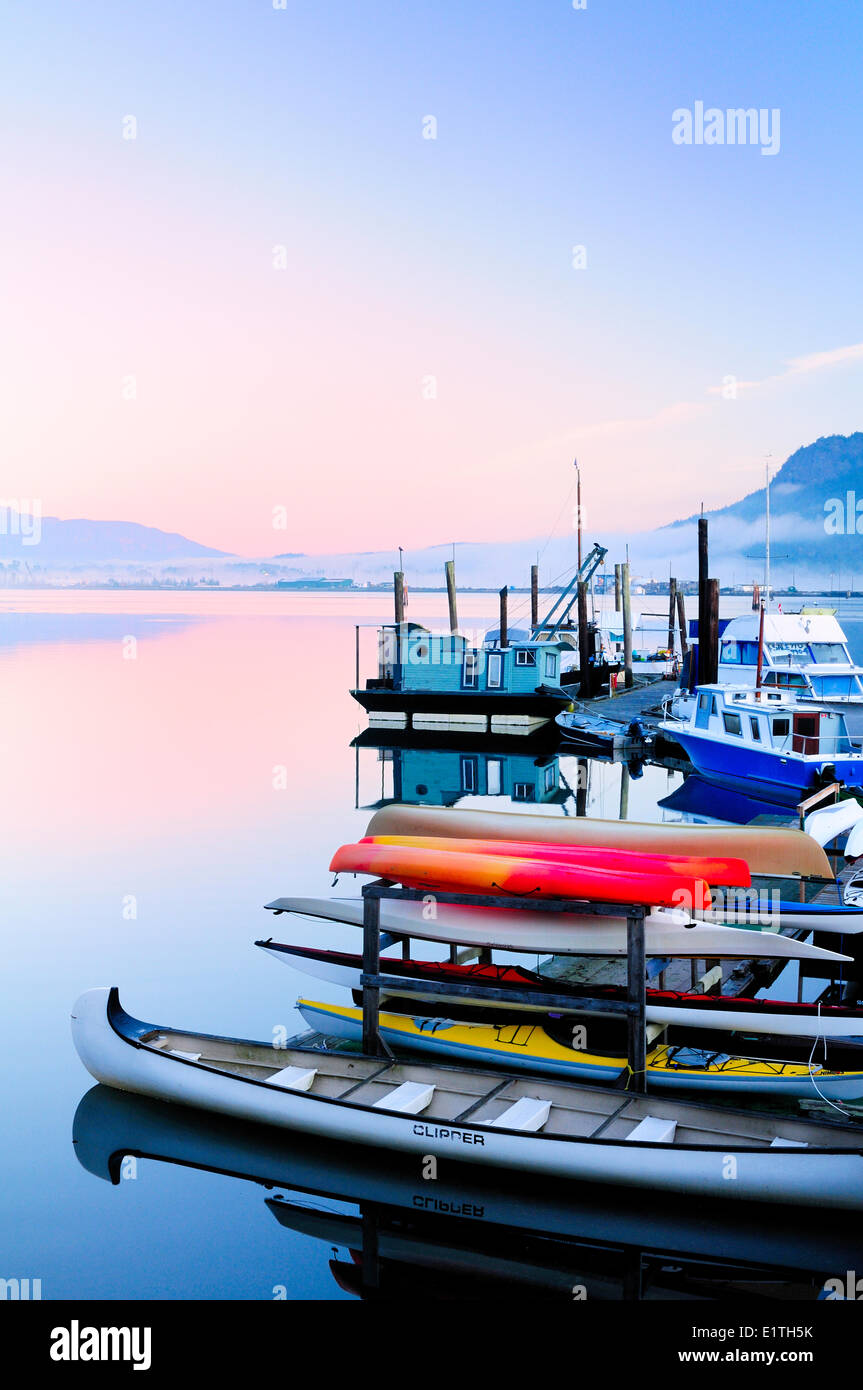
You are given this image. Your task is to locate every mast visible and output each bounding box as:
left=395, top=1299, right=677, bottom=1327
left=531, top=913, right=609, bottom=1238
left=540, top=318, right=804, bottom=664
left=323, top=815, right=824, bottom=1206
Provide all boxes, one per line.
left=764, top=456, right=772, bottom=612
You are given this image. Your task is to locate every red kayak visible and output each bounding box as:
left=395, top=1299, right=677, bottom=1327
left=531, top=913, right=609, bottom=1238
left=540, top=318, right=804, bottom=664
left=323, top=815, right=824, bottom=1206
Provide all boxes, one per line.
left=330, top=842, right=712, bottom=910
left=363, top=834, right=751, bottom=889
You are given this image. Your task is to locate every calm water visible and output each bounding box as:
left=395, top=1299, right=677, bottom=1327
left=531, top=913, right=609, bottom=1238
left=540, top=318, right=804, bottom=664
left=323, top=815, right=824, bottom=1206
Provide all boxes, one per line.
left=3, top=590, right=863, bottom=1300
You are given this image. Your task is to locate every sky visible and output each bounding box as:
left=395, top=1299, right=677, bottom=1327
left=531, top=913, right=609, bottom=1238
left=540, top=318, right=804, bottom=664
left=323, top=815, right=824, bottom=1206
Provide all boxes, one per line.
left=3, top=0, right=862, bottom=558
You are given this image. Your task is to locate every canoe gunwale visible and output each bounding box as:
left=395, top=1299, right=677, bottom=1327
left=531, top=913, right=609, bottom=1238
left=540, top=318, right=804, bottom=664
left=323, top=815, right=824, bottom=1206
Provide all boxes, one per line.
left=88, top=988, right=863, bottom=1156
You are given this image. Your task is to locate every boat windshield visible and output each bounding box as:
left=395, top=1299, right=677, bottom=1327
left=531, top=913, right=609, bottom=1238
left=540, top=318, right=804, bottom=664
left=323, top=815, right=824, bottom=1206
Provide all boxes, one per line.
left=767, top=641, right=850, bottom=667
left=809, top=674, right=863, bottom=698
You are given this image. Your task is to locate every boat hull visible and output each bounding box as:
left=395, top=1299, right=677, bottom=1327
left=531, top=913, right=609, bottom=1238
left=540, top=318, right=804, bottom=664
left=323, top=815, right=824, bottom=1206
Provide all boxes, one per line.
left=265, top=896, right=852, bottom=962
left=259, top=940, right=863, bottom=1039
left=70, top=988, right=863, bottom=1208
left=669, top=728, right=863, bottom=806
left=364, top=804, right=833, bottom=878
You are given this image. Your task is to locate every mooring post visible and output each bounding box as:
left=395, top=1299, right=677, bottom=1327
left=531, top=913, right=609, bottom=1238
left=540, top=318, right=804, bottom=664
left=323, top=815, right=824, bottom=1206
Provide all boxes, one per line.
left=614, top=563, right=622, bottom=613
left=577, top=580, right=590, bottom=698
left=530, top=564, right=539, bottom=629
left=697, top=519, right=709, bottom=686
left=621, top=562, right=634, bottom=689
left=676, top=588, right=688, bottom=656
left=667, top=578, right=677, bottom=654
left=704, top=578, right=720, bottom=685
left=626, top=905, right=647, bottom=1094
left=362, top=891, right=382, bottom=1057
left=445, top=559, right=459, bottom=633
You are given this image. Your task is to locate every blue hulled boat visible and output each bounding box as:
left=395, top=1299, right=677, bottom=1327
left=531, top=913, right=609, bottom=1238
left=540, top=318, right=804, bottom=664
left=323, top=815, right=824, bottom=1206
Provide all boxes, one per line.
left=660, top=684, right=863, bottom=806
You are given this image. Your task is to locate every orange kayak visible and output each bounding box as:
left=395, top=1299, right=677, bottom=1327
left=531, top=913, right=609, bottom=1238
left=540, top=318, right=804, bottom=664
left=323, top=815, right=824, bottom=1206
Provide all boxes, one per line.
left=364, top=835, right=751, bottom=889
left=330, top=842, right=712, bottom=910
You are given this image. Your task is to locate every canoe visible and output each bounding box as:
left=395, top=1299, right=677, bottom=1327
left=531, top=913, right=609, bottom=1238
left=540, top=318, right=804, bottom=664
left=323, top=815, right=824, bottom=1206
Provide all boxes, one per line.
left=365, top=805, right=834, bottom=879
left=330, top=842, right=713, bottom=911
left=73, top=1085, right=863, bottom=1264
left=258, top=940, right=863, bottom=1039
left=264, top=895, right=852, bottom=963
left=365, top=835, right=752, bottom=889
left=298, top=999, right=863, bottom=1100
left=70, top=987, right=863, bottom=1207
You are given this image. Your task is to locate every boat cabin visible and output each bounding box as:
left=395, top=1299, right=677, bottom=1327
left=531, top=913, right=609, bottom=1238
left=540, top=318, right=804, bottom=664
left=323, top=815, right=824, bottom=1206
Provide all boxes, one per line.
left=371, top=623, right=566, bottom=695
left=688, top=686, right=857, bottom=760
left=715, top=612, right=863, bottom=702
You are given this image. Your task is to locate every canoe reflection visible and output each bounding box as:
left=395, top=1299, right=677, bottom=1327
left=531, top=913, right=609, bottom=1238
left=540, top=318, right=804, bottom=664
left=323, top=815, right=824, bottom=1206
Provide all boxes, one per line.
left=73, top=1085, right=863, bottom=1301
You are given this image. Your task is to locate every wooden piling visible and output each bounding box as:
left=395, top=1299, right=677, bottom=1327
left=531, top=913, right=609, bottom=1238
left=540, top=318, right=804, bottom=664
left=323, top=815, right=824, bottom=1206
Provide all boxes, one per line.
left=676, top=589, right=688, bottom=655
left=577, top=580, right=590, bottom=698
left=499, top=586, right=508, bottom=648
left=697, top=520, right=710, bottom=686
left=614, top=563, right=622, bottom=613
left=445, top=560, right=458, bottom=633
left=530, top=564, right=539, bottom=629
left=703, top=578, right=720, bottom=685
left=667, top=578, right=677, bottom=654
left=621, top=562, right=634, bottom=689
left=394, top=571, right=406, bottom=625
left=625, top=906, right=647, bottom=1095
left=361, top=892, right=383, bottom=1057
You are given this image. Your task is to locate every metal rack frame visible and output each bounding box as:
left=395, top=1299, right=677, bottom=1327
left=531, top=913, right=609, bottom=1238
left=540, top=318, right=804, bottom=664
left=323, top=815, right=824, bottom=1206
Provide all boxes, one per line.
left=359, top=880, right=648, bottom=1093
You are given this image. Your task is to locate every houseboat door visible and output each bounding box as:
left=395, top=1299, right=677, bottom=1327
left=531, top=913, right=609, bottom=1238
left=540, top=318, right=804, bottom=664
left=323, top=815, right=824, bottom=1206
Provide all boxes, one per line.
left=792, top=710, right=821, bottom=755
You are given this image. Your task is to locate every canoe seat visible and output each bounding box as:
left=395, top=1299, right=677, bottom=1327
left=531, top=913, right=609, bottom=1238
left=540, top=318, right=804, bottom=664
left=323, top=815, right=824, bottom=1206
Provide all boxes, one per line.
left=626, top=1116, right=677, bottom=1144
left=169, top=1049, right=201, bottom=1062
left=770, top=1136, right=808, bottom=1148
left=490, top=1097, right=551, bottom=1132
left=264, top=1065, right=318, bottom=1092
left=373, top=1081, right=435, bottom=1114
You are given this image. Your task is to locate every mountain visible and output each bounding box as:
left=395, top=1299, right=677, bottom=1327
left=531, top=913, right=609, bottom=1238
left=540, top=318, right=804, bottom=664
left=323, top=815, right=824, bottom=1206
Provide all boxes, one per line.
left=0, top=514, right=231, bottom=565
left=2, top=433, right=860, bottom=586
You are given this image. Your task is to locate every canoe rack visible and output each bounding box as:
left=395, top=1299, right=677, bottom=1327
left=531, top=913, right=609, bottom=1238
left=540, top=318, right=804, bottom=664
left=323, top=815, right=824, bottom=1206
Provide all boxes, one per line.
left=359, top=882, right=649, bottom=1093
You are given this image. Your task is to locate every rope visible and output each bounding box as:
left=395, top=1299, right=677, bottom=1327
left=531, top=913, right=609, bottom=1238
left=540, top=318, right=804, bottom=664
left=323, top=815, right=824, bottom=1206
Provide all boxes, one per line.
left=804, top=1002, right=856, bottom=1118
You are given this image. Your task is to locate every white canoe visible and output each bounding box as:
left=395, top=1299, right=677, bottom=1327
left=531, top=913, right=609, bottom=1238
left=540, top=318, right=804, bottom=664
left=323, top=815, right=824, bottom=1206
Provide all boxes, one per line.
left=258, top=940, right=863, bottom=1040
left=365, top=804, right=833, bottom=879
left=265, top=895, right=852, bottom=964
left=70, top=987, right=863, bottom=1208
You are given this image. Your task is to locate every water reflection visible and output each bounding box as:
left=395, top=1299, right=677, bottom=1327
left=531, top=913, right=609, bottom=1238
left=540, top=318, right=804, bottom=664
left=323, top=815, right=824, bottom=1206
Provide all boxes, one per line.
left=74, top=1085, right=863, bottom=1302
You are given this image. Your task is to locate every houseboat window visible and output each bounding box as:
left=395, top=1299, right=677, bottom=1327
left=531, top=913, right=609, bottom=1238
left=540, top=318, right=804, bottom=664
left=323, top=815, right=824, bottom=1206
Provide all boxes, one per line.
left=772, top=718, right=790, bottom=738
left=487, top=652, right=503, bottom=688
left=739, top=641, right=760, bottom=664
left=460, top=757, right=478, bottom=792
left=515, top=649, right=536, bottom=666
left=543, top=764, right=556, bottom=791
left=512, top=782, right=535, bottom=801
left=808, top=643, right=850, bottom=665
left=722, top=712, right=743, bottom=736
left=544, top=652, right=557, bottom=679
left=749, top=717, right=762, bottom=741
left=463, top=652, right=478, bottom=688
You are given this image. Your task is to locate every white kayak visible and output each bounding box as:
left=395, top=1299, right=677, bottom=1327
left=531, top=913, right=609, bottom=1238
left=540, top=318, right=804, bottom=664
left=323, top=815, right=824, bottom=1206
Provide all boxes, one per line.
left=264, top=896, right=852, bottom=963
left=258, top=939, right=863, bottom=1039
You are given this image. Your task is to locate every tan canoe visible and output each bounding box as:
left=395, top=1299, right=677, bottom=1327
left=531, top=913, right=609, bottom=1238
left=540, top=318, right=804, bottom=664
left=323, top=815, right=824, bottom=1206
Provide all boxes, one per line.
left=365, top=805, right=833, bottom=880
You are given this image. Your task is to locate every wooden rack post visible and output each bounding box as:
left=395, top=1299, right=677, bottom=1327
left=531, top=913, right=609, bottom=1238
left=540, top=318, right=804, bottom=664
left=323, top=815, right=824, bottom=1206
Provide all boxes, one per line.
left=626, top=905, right=647, bottom=1094
left=362, top=890, right=383, bottom=1057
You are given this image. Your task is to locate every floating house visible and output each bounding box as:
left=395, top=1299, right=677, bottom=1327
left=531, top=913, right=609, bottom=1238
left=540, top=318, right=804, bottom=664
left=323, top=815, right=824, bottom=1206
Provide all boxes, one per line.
left=353, top=730, right=564, bottom=809
left=351, top=623, right=572, bottom=734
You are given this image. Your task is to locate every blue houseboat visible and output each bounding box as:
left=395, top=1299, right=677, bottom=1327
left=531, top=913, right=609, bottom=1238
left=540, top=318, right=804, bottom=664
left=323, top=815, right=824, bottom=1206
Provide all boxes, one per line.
left=661, top=684, right=863, bottom=806
left=351, top=623, right=572, bottom=734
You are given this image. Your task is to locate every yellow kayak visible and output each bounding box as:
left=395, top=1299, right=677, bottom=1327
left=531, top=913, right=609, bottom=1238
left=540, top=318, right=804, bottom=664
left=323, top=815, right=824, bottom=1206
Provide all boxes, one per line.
left=297, top=999, right=863, bottom=1100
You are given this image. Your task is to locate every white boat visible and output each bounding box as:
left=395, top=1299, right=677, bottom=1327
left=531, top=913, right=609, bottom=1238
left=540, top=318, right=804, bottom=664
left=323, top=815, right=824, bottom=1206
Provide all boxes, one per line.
left=671, top=611, right=863, bottom=740
left=70, top=987, right=863, bottom=1208
left=264, top=895, right=851, bottom=963
left=660, top=684, right=863, bottom=806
